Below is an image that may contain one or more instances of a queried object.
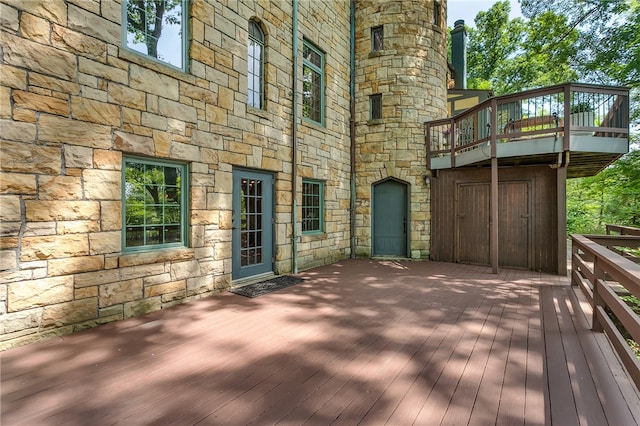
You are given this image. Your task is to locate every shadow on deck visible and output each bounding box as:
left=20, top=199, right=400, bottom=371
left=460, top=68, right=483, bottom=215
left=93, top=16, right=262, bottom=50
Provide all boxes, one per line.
left=2, top=260, right=639, bottom=425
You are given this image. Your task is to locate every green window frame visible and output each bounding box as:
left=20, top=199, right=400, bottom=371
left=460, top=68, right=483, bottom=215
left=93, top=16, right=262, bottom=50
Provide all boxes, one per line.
left=302, top=179, right=324, bottom=234
left=302, top=39, right=324, bottom=125
left=122, top=0, right=189, bottom=71
left=372, top=26, right=384, bottom=51
left=370, top=93, right=382, bottom=120
left=123, top=156, right=189, bottom=252
left=248, top=19, right=265, bottom=109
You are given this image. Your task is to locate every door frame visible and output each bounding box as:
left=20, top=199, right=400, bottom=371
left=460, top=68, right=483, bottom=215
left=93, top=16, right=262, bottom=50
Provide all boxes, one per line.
left=232, top=168, right=275, bottom=280
left=371, top=177, right=410, bottom=257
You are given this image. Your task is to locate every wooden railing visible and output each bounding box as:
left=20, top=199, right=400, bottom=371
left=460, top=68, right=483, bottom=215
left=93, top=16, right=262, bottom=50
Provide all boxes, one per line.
left=571, top=228, right=640, bottom=390
left=427, top=83, right=630, bottom=168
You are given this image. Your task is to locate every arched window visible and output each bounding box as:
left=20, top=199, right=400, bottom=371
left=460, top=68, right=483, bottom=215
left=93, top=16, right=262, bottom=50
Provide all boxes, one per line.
left=248, top=20, right=264, bottom=109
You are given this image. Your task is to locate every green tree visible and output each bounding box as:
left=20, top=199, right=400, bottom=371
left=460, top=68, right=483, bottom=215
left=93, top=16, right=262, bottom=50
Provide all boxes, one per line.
left=466, top=0, right=578, bottom=95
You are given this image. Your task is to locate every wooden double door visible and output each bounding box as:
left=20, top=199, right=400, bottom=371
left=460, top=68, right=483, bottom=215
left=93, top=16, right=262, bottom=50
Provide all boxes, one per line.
left=456, top=180, right=532, bottom=269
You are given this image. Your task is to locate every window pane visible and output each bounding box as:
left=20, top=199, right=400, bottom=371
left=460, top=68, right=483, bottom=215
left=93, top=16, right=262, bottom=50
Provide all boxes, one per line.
left=125, top=0, right=184, bottom=69
left=371, top=94, right=382, bottom=120
left=124, top=158, right=187, bottom=251
left=302, top=181, right=323, bottom=233
left=372, top=26, right=384, bottom=51
left=247, top=20, right=264, bottom=109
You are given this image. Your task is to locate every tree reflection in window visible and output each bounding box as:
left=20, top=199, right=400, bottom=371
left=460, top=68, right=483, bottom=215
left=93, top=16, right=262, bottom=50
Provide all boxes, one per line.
left=124, top=158, right=187, bottom=250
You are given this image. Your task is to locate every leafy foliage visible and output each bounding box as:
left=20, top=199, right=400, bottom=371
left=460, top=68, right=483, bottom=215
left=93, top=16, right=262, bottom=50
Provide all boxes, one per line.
left=126, top=0, right=181, bottom=61
left=567, top=145, right=640, bottom=235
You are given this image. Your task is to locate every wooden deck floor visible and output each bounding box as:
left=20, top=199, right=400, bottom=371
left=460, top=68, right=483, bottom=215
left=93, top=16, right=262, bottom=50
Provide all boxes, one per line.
left=2, top=260, right=639, bottom=425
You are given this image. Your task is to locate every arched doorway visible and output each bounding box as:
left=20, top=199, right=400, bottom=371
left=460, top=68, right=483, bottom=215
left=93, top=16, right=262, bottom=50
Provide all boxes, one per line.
left=372, top=178, right=409, bottom=257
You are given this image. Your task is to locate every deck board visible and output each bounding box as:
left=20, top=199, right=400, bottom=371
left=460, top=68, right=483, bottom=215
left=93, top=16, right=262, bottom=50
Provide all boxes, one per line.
left=2, top=260, right=639, bottom=425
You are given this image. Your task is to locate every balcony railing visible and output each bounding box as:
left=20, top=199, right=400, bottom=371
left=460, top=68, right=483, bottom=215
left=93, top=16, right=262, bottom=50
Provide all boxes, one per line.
left=427, top=83, right=629, bottom=172
left=571, top=226, right=640, bottom=390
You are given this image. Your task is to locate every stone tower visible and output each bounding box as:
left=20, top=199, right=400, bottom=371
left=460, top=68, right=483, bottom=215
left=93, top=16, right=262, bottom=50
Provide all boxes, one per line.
left=353, top=0, right=448, bottom=258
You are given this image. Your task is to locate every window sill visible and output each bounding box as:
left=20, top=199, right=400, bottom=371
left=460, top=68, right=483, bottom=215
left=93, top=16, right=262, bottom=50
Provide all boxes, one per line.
left=302, top=232, right=326, bottom=242
left=368, top=51, right=384, bottom=58
left=367, top=119, right=384, bottom=126
left=118, top=247, right=195, bottom=268
left=119, top=49, right=195, bottom=84
left=247, top=106, right=269, bottom=119
left=302, top=117, right=326, bottom=131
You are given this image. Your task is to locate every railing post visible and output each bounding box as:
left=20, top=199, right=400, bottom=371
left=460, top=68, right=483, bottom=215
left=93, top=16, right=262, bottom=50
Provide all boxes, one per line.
left=592, top=256, right=605, bottom=332
left=449, top=118, right=455, bottom=168
left=490, top=98, right=498, bottom=274
left=571, top=236, right=578, bottom=286
left=563, top=84, right=571, bottom=152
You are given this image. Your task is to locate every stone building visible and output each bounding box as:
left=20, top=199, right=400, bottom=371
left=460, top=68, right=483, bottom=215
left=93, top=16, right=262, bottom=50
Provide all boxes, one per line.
left=0, top=0, right=448, bottom=349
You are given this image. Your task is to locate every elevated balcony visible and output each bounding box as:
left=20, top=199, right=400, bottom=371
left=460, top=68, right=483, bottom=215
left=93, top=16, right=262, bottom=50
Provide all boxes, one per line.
left=426, top=83, right=630, bottom=178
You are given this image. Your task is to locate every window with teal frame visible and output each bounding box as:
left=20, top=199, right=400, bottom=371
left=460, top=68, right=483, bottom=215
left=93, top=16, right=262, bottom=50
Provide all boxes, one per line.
left=302, top=40, right=324, bottom=125
left=248, top=19, right=265, bottom=109
left=302, top=179, right=324, bottom=233
left=123, top=0, right=188, bottom=71
left=123, top=157, right=189, bottom=251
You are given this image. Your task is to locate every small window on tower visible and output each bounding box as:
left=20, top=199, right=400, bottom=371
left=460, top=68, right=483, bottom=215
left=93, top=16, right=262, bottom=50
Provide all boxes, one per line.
left=371, top=26, right=383, bottom=51
left=433, top=1, right=442, bottom=26
left=370, top=94, right=382, bottom=120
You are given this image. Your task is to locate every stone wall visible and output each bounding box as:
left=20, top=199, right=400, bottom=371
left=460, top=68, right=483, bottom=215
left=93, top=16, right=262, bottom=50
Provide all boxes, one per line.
left=353, top=0, right=448, bottom=258
left=0, top=0, right=351, bottom=349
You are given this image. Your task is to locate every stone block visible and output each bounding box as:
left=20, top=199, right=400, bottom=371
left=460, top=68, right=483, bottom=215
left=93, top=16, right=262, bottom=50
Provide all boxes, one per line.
left=75, top=269, right=119, bottom=288
left=38, top=175, right=83, bottom=200
left=170, top=259, right=201, bottom=281
left=8, top=275, right=73, bottom=311
left=120, top=263, right=166, bottom=281
left=158, top=97, right=197, bottom=123
left=100, top=201, right=121, bottom=231
left=13, top=90, right=69, bottom=116
left=186, top=275, right=214, bottom=296
left=108, top=82, right=146, bottom=110
left=71, top=96, right=120, bottom=126
left=42, top=298, right=97, bottom=328
left=64, top=145, right=93, bottom=168
left=39, top=114, right=112, bottom=149
left=145, top=280, right=186, bottom=298
left=20, top=12, right=50, bottom=43
left=0, top=119, right=37, bottom=144
left=83, top=169, right=120, bottom=200
left=67, top=3, right=119, bottom=43
left=0, top=173, right=37, bottom=195
left=88, top=231, right=121, bottom=255
left=99, top=279, right=143, bottom=307
left=0, top=196, right=21, bottom=222
left=123, top=297, right=161, bottom=319
left=130, top=64, right=179, bottom=101
left=52, top=24, right=107, bottom=59
left=118, top=248, right=194, bottom=267
left=20, top=234, right=89, bottom=261
left=93, top=149, right=121, bottom=170
left=114, top=130, right=155, bottom=156
left=48, top=255, right=104, bottom=276
left=75, top=286, right=97, bottom=299
left=0, top=250, right=17, bottom=271
left=0, top=308, right=41, bottom=334
left=25, top=200, right=100, bottom=221
left=2, top=33, right=76, bottom=80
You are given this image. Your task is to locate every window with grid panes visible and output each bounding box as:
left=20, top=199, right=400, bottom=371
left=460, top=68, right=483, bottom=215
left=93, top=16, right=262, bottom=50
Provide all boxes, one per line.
left=372, top=26, right=384, bottom=51
left=302, top=180, right=324, bottom=233
left=123, top=157, right=188, bottom=251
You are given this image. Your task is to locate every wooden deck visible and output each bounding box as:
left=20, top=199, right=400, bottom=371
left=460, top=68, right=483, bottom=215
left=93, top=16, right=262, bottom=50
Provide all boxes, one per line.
left=2, top=260, right=639, bottom=425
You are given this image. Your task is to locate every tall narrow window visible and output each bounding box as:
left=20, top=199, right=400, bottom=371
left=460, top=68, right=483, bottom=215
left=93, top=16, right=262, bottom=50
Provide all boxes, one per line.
left=433, top=1, right=442, bottom=26
left=248, top=20, right=265, bottom=109
left=372, top=26, right=384, bottom=51
left=370, top=94, right=382, bottom=120
left=302, top=179, right=324, bottom=233
left=123, top=157, right=189, bottom=251
left=302, top=40, right=324, bottom=125
left=123, top=0, right=188, bottom=70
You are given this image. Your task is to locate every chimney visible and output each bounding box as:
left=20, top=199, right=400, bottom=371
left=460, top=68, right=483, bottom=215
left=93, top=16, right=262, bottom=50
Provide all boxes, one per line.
left=451, top=19, right=467, bottom=90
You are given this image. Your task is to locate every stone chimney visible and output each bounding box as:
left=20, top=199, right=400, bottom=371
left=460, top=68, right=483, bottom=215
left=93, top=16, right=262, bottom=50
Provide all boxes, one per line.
left=451, top=19, right=467, bottom=89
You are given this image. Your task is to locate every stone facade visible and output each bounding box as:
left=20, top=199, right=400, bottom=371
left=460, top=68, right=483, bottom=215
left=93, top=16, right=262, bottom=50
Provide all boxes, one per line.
left=0, top=0, right=447, bottom=349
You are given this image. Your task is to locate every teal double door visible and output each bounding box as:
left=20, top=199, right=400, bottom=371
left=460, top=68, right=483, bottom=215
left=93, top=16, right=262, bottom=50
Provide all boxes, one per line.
left=232, top=169, right=274, bottom=280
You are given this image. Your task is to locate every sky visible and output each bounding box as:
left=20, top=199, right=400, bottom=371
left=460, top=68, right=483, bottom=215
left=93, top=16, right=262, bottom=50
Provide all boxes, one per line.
left=447, top=0, right=524, bottom=28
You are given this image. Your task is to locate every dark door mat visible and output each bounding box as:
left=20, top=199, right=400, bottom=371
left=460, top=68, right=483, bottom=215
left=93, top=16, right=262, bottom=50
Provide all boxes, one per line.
left=229, top=275, right=305, bottom=298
